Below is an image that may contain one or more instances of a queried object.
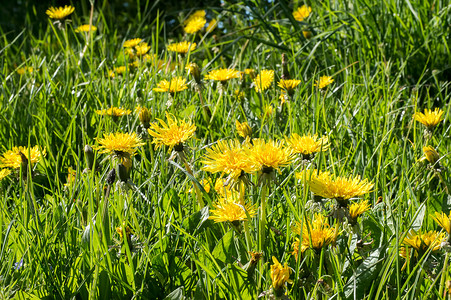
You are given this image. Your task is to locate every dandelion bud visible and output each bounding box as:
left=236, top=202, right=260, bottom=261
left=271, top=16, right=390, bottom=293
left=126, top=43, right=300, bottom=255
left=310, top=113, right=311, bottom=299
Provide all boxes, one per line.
left=422, top=145, right=440, bottom=164
left=186, top=62, right=201, bottom=84
left=116, top=163, right=129, bottom=182
left=136, top=106, right=151, bottom=129
left=84, top=145, right=95, bottom=170
left=281, top=53, right=290, bottom=80
left=235, top=120, right=252, bottom=138
left=303, top=31, right=313, bottom=39
left=106, top=168, right=116, bottom=185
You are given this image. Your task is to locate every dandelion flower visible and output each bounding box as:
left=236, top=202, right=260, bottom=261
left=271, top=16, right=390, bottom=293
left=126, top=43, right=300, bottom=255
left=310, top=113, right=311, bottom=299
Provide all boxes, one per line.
left=96, top=107, right=131, bottom=117
left=413, top=108, right=444, bottom=130
left=278, top=79, right=302, bottom=96
left=293, top=5, right=312, bottom=22
left=153, top=77, right=188, bottom=93
left=17, top=67, right=33, bottom=75
left=123, top=38, right=142, bottom=48
left=403, top=230, right=446, bottom=253
left=46, top=5, right=75, bottom=20
left=205, top=68, right=241, bottom=83
left=184, top=10, right=206, bottom=24
left=235, top=120, right=252, bottom=138
left=214, top=178, right=235, bottom=198
left=206, top=19, right=217, bottom=33
left=348, top=200, right=371, bottom=224
left=420, top=145, right=440, bottom=164
left=315, top=76, right=334, bottom=89
left=247, top=139, right=294, bottom=177
left=167, top=41, right=196, bottom=54
left=286, top=133, right=330, bottom=159
left=309, top=174, right=374, bottom=207
left=202, top=139, right=257, bottom=182
left=270, top=257, right=293, bottom=295
left=184, top=17, right=206, bottom=34
left=147, top=112, right=196, bottom=152
left=253, top=70, right=274, bottom=92
left=244, top=68, right=256, bottom=79
left=303, top=31, right=313, bottom=39
left=95, top=132, right=144, bottom=156
left=0, top=169, right=11, bottom=181
left=295, top=169, right=330, bottom=182
left=431, top=212, right=451, bottom=234
left=0, top=146, right=46, bottom=169
left=135, top=42, right=150, bottom=56
left=209, top=196, right=257, bottom=223
left=75, top=24, right=97, bottom=33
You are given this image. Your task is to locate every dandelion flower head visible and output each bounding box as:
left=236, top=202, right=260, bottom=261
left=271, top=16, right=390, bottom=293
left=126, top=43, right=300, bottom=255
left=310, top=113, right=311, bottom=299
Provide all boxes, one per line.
left=147, top=112, right=196, bottom=152
left=123, top=38, right=142, bottom=48
left=235, top=120, right=252, bottom=138
left=413, top=108, right=444, bottom=130
left=253, top=70, right=274, bottom=92
left=278, top=79, right=302, bottom=95
left=315, top=76, right=334, bottom=89
left=348, top=200, right=371, bottom=221
left=403, top=230, right=446, bottom=253
left=286, top=133, right=330, bottom=157
left=167, top=41, right=197, bottom=54
left=209, top=196, right=257, bottom=223
left=75, top=24, right=97, bottom=33
left=270, top=257, right=293, bottom=291
left=293, top=5, right=312, bottom=22
left=46, top=5, right=75, bottom=20
left=247, top=139, right=294, bottom=175
left=0, top=169, right=11, bottom=181
left=153, top=77, right=188, bottom=93
left=420, top=145, right=440, bottom=164
left=0, top=146, right=46, bottom=169
left=205, top=68, right=241, bottom=83
left=95, top=132, right=145, bottom=156
left=96, top=107, right=131, bottom=117
left=431, top=211, right=451, bottom=234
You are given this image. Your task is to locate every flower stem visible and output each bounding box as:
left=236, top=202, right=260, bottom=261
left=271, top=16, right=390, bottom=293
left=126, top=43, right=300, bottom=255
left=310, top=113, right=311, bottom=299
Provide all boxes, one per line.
left=259, top=183, right=268, bottom=251
left=179, top=152, right=204, bottom=209
left=239, top=181, right=253, bottom=250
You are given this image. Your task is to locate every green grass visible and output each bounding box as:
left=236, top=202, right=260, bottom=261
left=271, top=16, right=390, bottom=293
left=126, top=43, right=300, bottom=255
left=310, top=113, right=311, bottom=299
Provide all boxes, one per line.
left=0, top=0, right=450, bottom=299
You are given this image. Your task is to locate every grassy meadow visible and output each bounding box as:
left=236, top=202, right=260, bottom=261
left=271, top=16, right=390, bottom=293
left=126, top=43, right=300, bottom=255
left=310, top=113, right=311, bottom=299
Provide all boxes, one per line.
left=0, top=0, right=451, bottom=299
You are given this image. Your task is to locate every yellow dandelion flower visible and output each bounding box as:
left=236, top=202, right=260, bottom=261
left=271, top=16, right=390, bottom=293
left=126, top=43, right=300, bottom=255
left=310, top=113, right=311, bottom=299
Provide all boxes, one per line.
left=309, top=174, right=374, bottom=206
left=413, top=108, right=444, bottom=130
left=292, top=214, right=337, bottom=258
left=303, top=31, right=313, bottom=39
left=420, top=145, right=440, bottom=164
left=315, top=76, right=334, bottom=89
left=184, top=10, right=206, bottom=24
left=95, top=132, right=145, bottom=156
left=96, top=107, right=131, bottom=117
left=114, top=66, right=127, bottom=75
left=147, top=112, right=196, bottom=152
left=153, top=77, right=188, bottom=93
left=116, top=222, right=132, bottom=240
left=233, top=90, right=245, bottom=101
left=431, top=211, right=451, bottom=234
left=75, top=24, right=97, bottom=33
left=184, top=17, right=206, bottom=34
left=253, top=70, right=274, bottom=92
left=209, top=196, right=257, bottom=223
left=202, top=139, right=257, bottom=181
left=135, top=42, right=150, bottom=56
left=204, top=68, right=241, bottom=83
left=0, top=146, right=46, bottom=169
left=348, top=200, right=371, bottom=222
left=293, top=5, right=312, bottom=22
left=278, top=79, right=302, bottom=96
left=295, top=169, right=330, bottom=182
left=167, top=41, right=196, bottom=54
left=17, top=67, right=33, bottom=75
left=286, top=133, right=330, bottom=158
left=0, top=169, right=11, bottom=181
left=46, top=5, right=75, bottom=20
left=235, top=120, right=252, bottom=138
left=206, top=19, right=217, bottom=33
left=123, top=38, right=142, bottom=48
left=270, top=257, right=293, bottom=293
left=403, top=230, right=446, bottom=253
left=244, top=68, right=256, bottom=79
left=64, top=167, right=76, bottom=187
left=247, top=139, right=294, bottom=175
left=214, top=178, right=235, bottom=198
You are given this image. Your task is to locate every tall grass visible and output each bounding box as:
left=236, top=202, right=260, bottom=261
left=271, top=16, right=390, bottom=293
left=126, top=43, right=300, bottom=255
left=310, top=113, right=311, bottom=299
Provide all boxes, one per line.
left=0, top=0, right=450, bottom=299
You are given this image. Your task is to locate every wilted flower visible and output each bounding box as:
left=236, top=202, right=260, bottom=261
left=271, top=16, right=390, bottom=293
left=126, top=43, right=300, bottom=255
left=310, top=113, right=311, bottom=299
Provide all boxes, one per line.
left=413, top=108, right=444, bottom=130
left=253, top=70, right=274, bottom=92
left=235, top=120, right=252, bottom=138
left=315, top=76, right=334, bottom=89
left=46, top=5, right=75, bottom=20
left=153, top=77, right=188, bottom=93
left=420, top=145, right=440, bottom=164
left=0, top=146, right=46, bottom=169
left=147, top=112, right=196, bottom=152
left=293, top=5, right=311, bottom=22
left=270, top=257, right=293, bottom=296
left=286, top=133, right=329, bottom=159
left=431, top=211, right=451, bottom=235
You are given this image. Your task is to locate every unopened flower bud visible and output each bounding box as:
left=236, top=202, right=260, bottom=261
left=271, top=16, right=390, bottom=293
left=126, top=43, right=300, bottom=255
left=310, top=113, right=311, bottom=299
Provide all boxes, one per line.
left=186, top=62, right=201, bottom=84
left=235, top=120, right=252, bottom=138
left=84, top=145, right=95, bottom=170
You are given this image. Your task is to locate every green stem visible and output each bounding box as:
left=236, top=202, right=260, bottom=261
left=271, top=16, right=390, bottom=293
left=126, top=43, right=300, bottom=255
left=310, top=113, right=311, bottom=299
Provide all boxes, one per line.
left=179, top=152, right=204, bottom=209
left=239, top=181, right=253, bottom=251
left=259, top=183, right=268, bottom=251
